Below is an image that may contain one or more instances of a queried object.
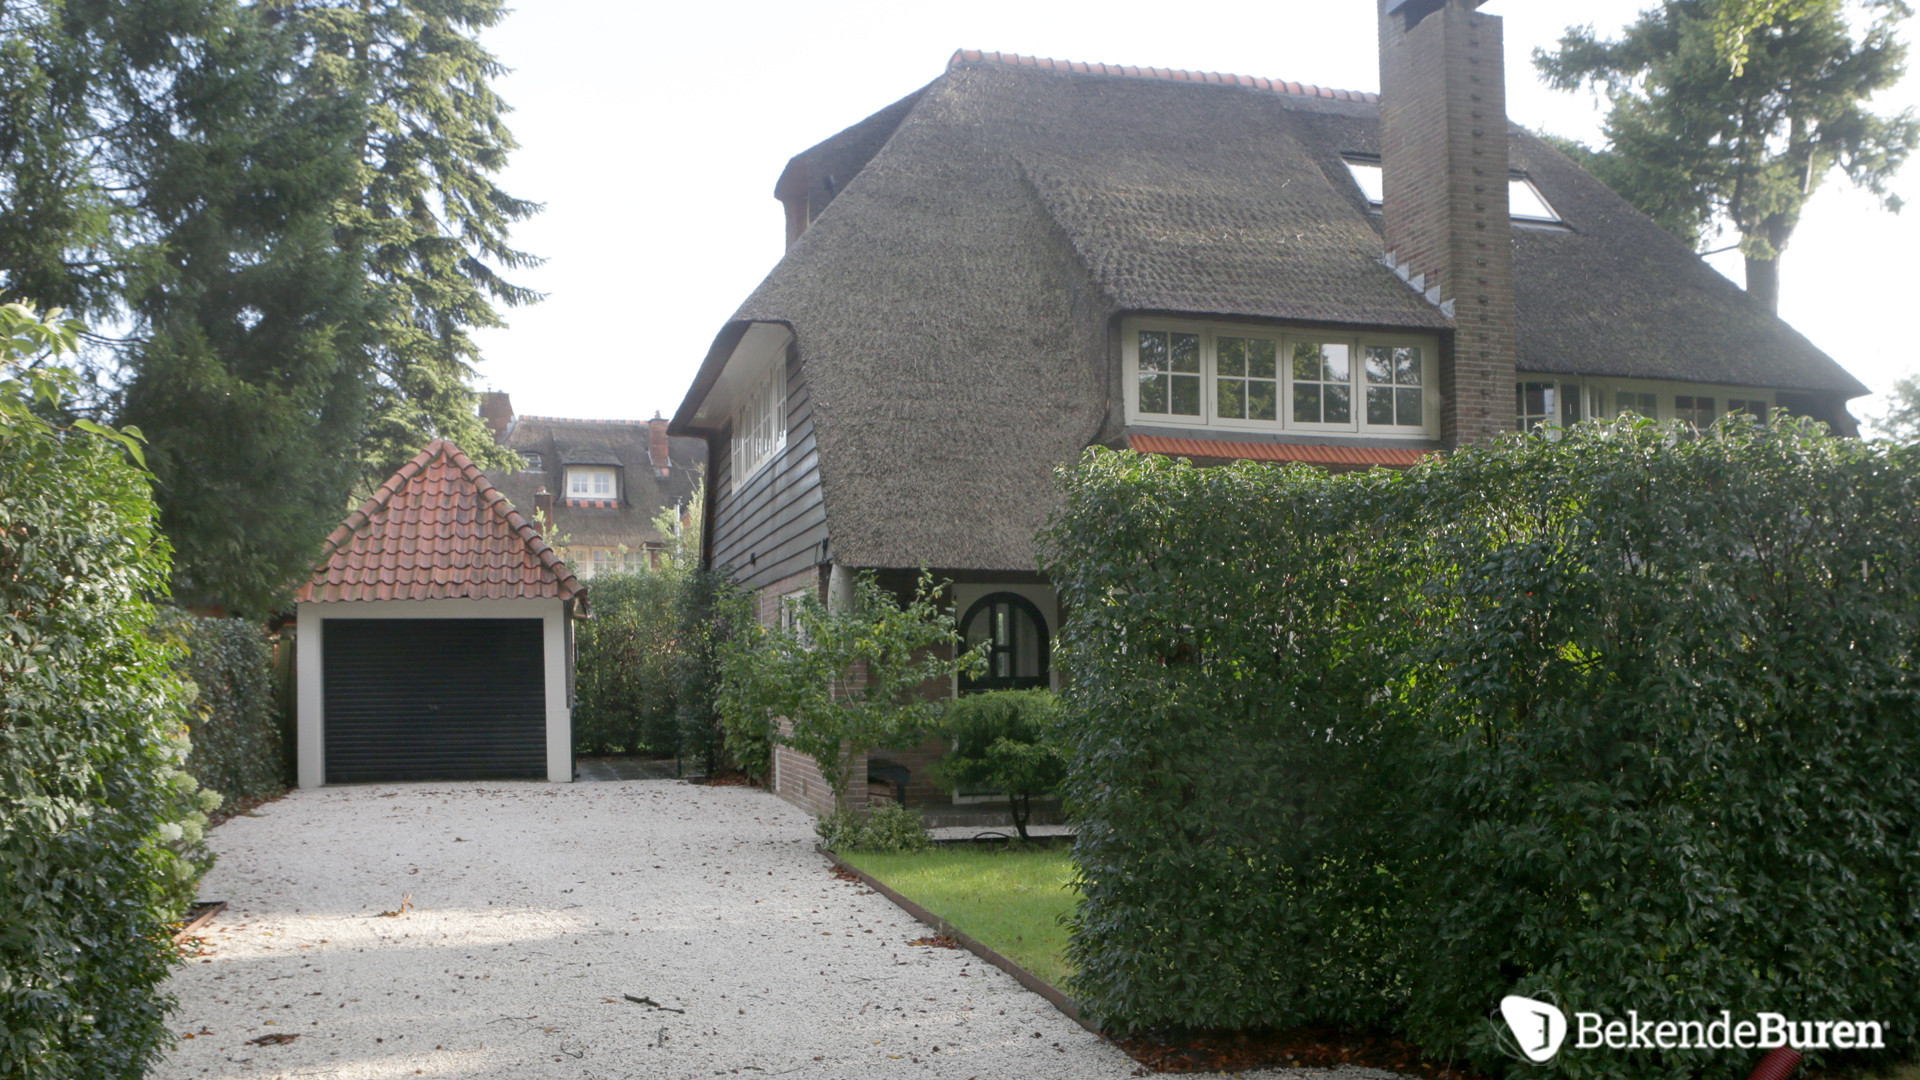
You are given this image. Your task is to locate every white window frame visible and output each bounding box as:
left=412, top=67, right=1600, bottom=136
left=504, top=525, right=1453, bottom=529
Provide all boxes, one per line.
left=566, top=466, right=617, bottom=499
left=1123, top=318, right=1441, bottom=439
left=731, top=358, right=788, bottom=487
left=1522, top=378, right=1779, bottom=435
left=1341, top=158, right=1565, bottom=225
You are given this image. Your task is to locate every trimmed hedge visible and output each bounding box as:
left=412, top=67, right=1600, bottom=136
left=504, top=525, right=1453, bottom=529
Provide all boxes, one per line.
left=162, top=612, right=289, bottom=803
left=1, top=432, right=214, bottom=1079
left=1043, top=420, right=1920, bottom=1077
left=573, top=570, right=684, bottom=757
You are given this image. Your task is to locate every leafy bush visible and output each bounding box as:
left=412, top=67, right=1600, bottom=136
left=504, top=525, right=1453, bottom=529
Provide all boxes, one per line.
left=817, top=804, right=933, bottom=854
left=573, top=570, right=684, bottom=756
left=718, top=570, right=977, bottom=808
left=930, top=690, right=1066, bottom=840
left=680, top=567, right=754, bottom=777
left=1043, top=420, right=1920, bottom=1078
left=1, top=304, right=213, bottom=1080
left=160, top=611, right=288, bottom=803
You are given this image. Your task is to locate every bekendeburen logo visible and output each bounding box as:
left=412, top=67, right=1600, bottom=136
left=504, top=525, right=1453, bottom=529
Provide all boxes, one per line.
left=1497, top=995, right=1888, bottom=1063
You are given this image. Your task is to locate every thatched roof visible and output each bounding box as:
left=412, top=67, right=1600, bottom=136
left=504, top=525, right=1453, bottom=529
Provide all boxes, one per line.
left=674, top=52, right=1868, bottom=574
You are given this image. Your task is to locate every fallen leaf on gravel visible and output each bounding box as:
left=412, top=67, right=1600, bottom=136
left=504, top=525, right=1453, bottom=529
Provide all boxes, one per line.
left=907, top=935, right=961, bottom=949
left=245, top=1033, right=299, bottom=1046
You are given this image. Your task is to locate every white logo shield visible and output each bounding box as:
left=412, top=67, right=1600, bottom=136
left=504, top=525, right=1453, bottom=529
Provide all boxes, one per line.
left=1501, top=995, right=1568, bottom=1063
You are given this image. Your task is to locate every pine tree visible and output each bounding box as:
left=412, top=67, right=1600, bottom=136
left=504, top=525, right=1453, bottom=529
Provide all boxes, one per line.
left=1537, top=0, right=1918, bottom=312
left=275, top=0, right=538, bottom=485
left=109, top=0, right=375, bottom=613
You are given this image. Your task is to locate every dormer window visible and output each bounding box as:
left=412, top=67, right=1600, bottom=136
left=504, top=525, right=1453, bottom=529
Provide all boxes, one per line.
left=522, top=452, right=543, bottom=471
left=731, top=359, right=787, bottom=486
left=566, top=466, right=616, bottom=499
left=1341, top=158, right=1564, bottom=225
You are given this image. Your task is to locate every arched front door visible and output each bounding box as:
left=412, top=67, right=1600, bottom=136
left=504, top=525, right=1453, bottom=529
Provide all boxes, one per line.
left=958, top=592, right=1050, bottom=693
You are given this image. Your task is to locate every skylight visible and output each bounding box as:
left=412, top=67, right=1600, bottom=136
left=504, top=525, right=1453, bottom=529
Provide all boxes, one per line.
left=1341, top=159, right=1563, bottom=225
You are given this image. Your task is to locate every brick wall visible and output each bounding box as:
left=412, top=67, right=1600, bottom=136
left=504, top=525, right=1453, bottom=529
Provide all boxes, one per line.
left=1378, top=0, right=1517, bottom=448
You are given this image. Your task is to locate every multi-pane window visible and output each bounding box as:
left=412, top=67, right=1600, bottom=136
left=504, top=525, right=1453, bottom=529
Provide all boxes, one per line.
left=1365, top=345, right=1424, bottom=428
left=1216, top=336, right=1278, bottom=422
left=1137, top=330, right=1202, bottom=417
left=731, top=359, right=788, bottom=485
left=1675, top=395, right=1716, bottom=429
left=1291, top=342, right=1352, bottom=425
left=1127, top=323, right=1435, bottom=436
left=1614, top=391, right=1659, bottom=418
left=567, top=467, right=615, bottom=498
left=1517, top=381, right=1560, bottom=433
left=1727, top=398, right=1769, bottom=421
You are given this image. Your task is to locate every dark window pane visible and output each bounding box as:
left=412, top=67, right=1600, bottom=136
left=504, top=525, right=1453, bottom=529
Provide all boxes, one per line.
left=1218, top=379, right=1245, bottom=419
left=1250, top=382, right=1276, bottom=421
left=1293, top=342, right=1321, bottom=381
left=1397, top=388, right=1422, bottom=425
left=1294, top=384, right=1322, bottom=423
left=1249, top=340, right=1277, bottom=379
left=1171, top=333, right=1200, bottom=373
left=1218, top=338, right=1246, bottom=377
left=1368, top=386, right=1394, bottom=425
left=1171, top=374, right=1201, bottom=416
left=1139, top=331, right=1166, bottom=373
left=1325, top=384, right=1351, bottom=424
left=1140, top=373, right=1167, bottom=413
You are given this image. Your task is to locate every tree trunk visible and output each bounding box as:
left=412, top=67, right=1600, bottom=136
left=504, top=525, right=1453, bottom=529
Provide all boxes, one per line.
left=1744, top=253, right=1781, bottom=314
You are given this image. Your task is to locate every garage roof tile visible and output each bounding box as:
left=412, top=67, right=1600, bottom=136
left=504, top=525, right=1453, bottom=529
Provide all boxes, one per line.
left=298, top=440, right=587, bottom=611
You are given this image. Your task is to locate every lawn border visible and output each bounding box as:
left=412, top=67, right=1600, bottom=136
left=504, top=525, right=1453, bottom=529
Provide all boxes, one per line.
left=815, top=844, right=1100, bottom=1037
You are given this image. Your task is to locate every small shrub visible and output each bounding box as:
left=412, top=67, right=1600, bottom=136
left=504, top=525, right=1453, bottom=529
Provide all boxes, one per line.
left=816, top=804, right=933, bottom=853
left=930, top=690, right=1065, bottom=840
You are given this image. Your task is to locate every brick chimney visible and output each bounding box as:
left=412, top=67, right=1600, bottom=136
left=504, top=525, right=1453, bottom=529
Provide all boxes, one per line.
left=533, top=485, right=553, bottom=524
left=479, top=391, right=514, bottom=442
left=647, top=412, right=671, bottom=479
left=1378, top=0, right=1517, bottom=447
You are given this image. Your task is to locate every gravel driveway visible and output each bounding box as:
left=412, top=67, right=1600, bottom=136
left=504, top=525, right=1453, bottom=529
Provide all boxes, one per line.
left=158, top=779, right=1402, bottom=1080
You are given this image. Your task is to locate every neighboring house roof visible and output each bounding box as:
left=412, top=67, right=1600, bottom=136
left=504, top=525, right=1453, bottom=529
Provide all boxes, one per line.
left=675, top=50, right=1869, bottom=574
left=492, top=416, right=705, bottom=549
left=299, top=439, right=585, bottom=609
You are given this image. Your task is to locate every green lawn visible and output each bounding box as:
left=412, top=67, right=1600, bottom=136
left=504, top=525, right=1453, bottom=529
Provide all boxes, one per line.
left=839, top=845, right=1078, bottom=989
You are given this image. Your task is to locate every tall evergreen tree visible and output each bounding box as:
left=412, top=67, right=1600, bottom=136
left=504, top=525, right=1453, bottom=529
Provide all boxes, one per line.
left=276, top=0, right=538, bottom=485
left=107, top=0, right=374, bottom=613
left=1537, top=0, right=1918, bottom=311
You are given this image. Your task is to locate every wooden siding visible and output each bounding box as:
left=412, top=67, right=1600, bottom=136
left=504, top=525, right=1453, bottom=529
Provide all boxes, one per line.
left=710, top=343, right=829, bottom=591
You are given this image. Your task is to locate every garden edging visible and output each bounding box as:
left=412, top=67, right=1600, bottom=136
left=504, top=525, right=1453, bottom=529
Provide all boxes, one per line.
left=814, top=844, right=1099, bottom=1037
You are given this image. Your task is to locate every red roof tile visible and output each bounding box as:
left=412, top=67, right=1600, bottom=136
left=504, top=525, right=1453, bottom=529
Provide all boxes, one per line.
left=1128, top=434, right=1431, bottom=468
left=949, top=49, right=1379, bottom=104
left=298, top=440, right=587, bottom=611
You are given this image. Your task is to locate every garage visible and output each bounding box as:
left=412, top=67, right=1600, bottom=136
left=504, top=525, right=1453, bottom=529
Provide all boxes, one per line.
left=294, top=440, right=587, bottom=786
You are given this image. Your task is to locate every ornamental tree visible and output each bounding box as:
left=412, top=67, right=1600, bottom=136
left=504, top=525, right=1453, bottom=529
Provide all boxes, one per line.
left=717, top=571, right=979, bottom=811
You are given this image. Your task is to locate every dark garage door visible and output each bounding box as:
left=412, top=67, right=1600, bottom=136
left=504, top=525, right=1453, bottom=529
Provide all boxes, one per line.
left=323, top=618, right=547, bottom=782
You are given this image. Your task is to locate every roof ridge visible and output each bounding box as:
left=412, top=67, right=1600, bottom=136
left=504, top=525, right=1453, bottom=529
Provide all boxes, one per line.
left=304, top=438, right=588, bottom=611
left=516, top=414, right=657, bottom=425
left=948, top=49, right=1379, bottom=104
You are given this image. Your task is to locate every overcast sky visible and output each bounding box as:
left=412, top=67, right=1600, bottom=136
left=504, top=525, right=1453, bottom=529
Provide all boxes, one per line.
left=469, top=0, right=1920, bottom=429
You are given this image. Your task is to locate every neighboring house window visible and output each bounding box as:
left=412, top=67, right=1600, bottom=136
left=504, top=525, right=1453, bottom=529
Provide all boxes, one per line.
left=523, top=452, right=543, bottom=470
left=567, top=466, right=616, bottom=498
left=1125, top=321, right=1438, bottom=438
left=1614, top=390, right=1660, bottom=418
left=1675, top=395, right=1717, bottom=430
left=1517, top=381, right=1560, bottom=434
left=1727, top=398, right=1769, bottom=421
left=732, top=360, right=788, bottom=485
left=958, top=593, right=1050, bottom=694
left=1342, top=158, right=1564, bottom=225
